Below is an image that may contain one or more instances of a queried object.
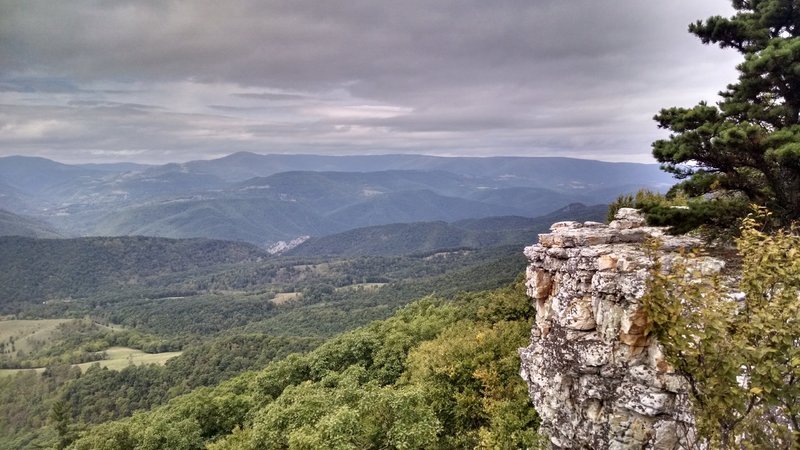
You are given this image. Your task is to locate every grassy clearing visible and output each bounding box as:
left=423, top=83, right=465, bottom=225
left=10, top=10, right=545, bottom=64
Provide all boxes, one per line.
left=76, top=346, right=181, bottom=371
left=0, top=346, right=181, bottom=377
left=0, top=367, right=46, bottom=377
left=0, top=319, right=72, bottom=357
left=271, top=292, right=301, bottom=305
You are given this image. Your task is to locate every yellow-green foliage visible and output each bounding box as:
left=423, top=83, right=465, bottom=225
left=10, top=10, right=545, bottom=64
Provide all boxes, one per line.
left=67, top=285, right=541, bottom=450
left=403, top=319, right=539, bottom=448
left=642, top=210, right=800, bottom=449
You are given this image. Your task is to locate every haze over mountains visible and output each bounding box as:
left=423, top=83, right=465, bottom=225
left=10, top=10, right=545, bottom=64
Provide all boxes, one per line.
left=287, top=203, right=608, bottom=257
left=0, top=152, right=673, bottom=449
left=0, top=152, right=673, bottom=248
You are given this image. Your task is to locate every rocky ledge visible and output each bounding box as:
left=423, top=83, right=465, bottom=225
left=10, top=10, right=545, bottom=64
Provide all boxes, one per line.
left=519, top=208, right=721, bottom=449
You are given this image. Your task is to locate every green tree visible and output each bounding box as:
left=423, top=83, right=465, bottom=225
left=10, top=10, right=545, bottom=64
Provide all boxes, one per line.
left=403, top=320, right=539, bottom=449
left=642, top=212, right=799, bottom=448
left=652, top=0, right=800, bottom=229
left=50, top=399, right=74, bottom=450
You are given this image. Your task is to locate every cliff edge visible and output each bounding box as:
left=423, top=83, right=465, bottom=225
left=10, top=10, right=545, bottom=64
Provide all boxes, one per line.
left=519, top=208, right=722, bottom=449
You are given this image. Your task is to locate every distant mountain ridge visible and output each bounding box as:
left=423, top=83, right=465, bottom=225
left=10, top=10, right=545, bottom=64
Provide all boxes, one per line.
left=287, top=203, right=608, bottom=257
left=181, top=152, right=673, bottom=188
left=0, top=235, right=267, bottom=311
left=0, top=209, right=62, bottom=238
left=0, top=153, right=673, bottom=245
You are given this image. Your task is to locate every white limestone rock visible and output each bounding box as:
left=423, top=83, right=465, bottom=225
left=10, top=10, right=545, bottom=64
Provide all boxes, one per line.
left=519, top=209, right=719, bottom=450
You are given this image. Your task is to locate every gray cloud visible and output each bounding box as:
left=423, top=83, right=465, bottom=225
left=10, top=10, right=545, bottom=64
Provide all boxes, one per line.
left=0, top=0, right=741, bottom=163
left=232, top=92, right=310, bottom=101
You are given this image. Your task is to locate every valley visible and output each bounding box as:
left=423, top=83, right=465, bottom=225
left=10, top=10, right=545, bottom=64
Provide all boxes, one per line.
left=0, top=233, right=537, bottom=448
left=0, top=152, right=656, bottom=448
left=5, top=0, right=798, bottom=446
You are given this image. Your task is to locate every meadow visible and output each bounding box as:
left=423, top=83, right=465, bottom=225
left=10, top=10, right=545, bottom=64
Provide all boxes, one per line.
left=0, top=345, right=181, bottom=377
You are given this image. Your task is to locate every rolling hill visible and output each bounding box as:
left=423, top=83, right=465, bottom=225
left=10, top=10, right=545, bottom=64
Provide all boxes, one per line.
left=0, top=153, right=672, bottom=244
left=83, top=170, right=594, bottom=243
left=0, top=156, right=106, bottom=195
left=288, top=203, right=607, bottom=257
left=325, top=189, right=520, bottom=228
left=181, top=152, right=675, bottom=192
left=0, top=235, right=268, bottom=311
left=90, top=197, right=339, bottom=244
left=0, top=210, right=62, bottom=238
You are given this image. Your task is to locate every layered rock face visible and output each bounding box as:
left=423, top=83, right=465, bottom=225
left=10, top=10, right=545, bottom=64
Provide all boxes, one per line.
left=519, top=209, right=716, bottom=449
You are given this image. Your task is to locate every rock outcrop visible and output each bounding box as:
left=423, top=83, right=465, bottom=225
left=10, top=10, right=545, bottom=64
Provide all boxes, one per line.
left=519, top=208, right=720, bottom=449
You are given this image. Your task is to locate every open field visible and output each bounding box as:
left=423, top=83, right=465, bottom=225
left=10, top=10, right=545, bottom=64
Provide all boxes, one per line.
left=76, top=346, right=182, bottom=371
left=271, top=292, right=301, bottom=304
left=0, top=346, right=181, bottom=377
left=0, top=319, right=73, bottom=357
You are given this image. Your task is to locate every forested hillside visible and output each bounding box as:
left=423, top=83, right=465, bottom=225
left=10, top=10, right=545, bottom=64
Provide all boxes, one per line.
left=61, top=283, right=541, bottom=450
left=289, top=203, right=606, bottom=257
left=0, top=153, right=670, bottom=450
left=0, top=236, right=267, bottom=313
left=1, top=235, right=524, bottom=337
left=0, top=210, right=62, bottom=238
left=0, top=230, right=529, bottom=449
left=0, top=276, right=535, bottom=449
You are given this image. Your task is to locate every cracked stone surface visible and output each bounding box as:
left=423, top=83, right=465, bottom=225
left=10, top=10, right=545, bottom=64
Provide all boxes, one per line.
left=519, top=209, right=718, bottom=449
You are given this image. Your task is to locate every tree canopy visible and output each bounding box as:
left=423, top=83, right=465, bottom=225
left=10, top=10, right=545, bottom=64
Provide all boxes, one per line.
left=65, top=286, right=542, bottom=450
left=652, top=0, right=800, bottom=228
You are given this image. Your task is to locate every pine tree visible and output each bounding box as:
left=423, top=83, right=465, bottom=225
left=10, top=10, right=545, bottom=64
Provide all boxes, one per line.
left=50, top=399, right=73, bottom=450
left=653, top=0, right=800, bottom=228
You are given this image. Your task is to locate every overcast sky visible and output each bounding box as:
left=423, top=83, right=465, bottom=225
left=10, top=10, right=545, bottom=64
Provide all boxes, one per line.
left=0, top=0, right=741, bottom=164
